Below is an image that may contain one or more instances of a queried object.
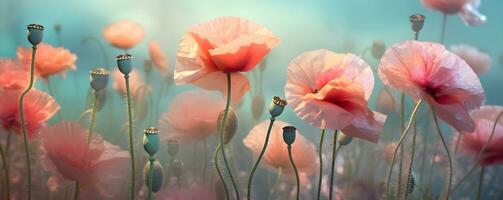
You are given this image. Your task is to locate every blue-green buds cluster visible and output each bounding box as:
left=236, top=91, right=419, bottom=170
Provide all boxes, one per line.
left=116, top=54, right=133, bottom=75
left=409, top=14, right=425, bottom=33
left=337, top=131, right=353, bottom=146
left=90, top=68, right=110, bottom=92
left=270, top=96, right=287, bottom=118
left=143, top=127, right=160, bottom=156
left=282, top=126, right=297, bottom=146
left=143, top=160, right=164, bottom=193
left=27, top=24, right=44, bottom=46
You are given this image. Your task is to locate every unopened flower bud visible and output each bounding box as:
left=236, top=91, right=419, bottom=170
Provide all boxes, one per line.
left=217, top=108, right=238, bottom=144
left=90, top=68, right=110, bottom=92
left=337, top=131, right=353, bottom=146
left=251, top=94, right=265, bottom=121
left=282, top=126, right=297, bottom=146
left=116, top=54, right=132, bottom=75
left=167, top=139, right=179, bottom=157
left=27, top=24, right=44, bottom=46
left=143, top=160, right=164, bottom=193
left=269, top=96, right=287, bottom=118
left=143, top=127, right=160, bottom=156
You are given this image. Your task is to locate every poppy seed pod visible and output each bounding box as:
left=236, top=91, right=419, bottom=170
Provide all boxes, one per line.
left=282, top=126, right=297, bottom=146
left=90, top=68, right=110, bottom=92
left=171, top=160, right=183, bottom=178
left=116, top=54, right=133, bottom=75
left=167, top=139, right=179, bottom=157
left=217, top=108, right=238, bottom=144
left=409, top=14, right=425, bottom=33
left=337, top=131, right=353, bottom=146
left=371, top=40, right=386, bottom=60
left=269, top=96, right=287, bottom=118
left=251, top=94, right=265, bottom=120
left=143, top=127, right=160, bottom=156
left=143, top=160, right=164, bottom=193
left=27, top=24, right=44, bottom=46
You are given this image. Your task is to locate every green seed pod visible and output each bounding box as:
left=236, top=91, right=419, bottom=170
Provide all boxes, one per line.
left=143, top=160, right=164, bottom=193
left=337, top=131, right=353, bottom=146
left=282, top=126, right=296, bottom=146
left=217, top=108, right=238, bottom=144
left=409, top=14, right=425, bottom=33
left=269, top=96, right=287, bottom=118
left=143, top=127, right=160, bottom=156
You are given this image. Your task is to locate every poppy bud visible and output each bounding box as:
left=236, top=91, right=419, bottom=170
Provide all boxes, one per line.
left=167, top=139, right=179, bottom=157
left=269, top=96, right=287, bottom=118
left=143, top=160, right=164, bottom=193
left=251, top=94, right=265, bottom=121
left=371, top=40, right=386, bottom=60
left=282, top=126, right=297, bottom=146
left=116, top=54, right=133, bottom=75
left=143, top=127, right=160, bottom=156
left=171, top=160, right=183, bottom=178
left=90, top=68, right=110, bottom=92
left=337, top=131, right=353, bottom=146
left=27, top=24, right=44, bottom=46
left=409, top=14, right=425, bottom=33
left=217, top=108, right=238, bottom=144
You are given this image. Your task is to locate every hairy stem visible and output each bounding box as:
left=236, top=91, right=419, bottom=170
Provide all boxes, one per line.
left=288, top=146, right=300, bottom=200
left=125, top=75, right=136, bottom=200
left=329, top=130, right=340, bottom=200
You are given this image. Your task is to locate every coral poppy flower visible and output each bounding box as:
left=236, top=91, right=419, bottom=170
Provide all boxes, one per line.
left=450, top=44, right=491, bottom=75
left=422, top=0, right=470, bottom=14
left=0, top=89, right=59, bottom=137
left=378, top=40, right=484, bottom=132
left=458, top=106, right=503, bottom=165
left=156, top=183, right=215, bottom=200
left=175, top=16, right=279, bottom=102
left=421, top=0, right=486, bottom=26
left=40, top=121, right=130, bottom=199
left=111, top=68, right=144, bottom=96
left=158, top=90, right=224, bottom=143
left=148, top=40, right=169, bottom=76
left=285, top=49, right=386, bottom=143
left=243, top=120, right=318, bottom=177
left=103, top=20, right=145, bottom=49
left=17, top=43, right=77, bottom=79
left=0, top=58, right=30, bottom=90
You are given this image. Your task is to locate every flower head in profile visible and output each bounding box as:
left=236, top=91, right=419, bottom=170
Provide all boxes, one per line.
left=111, top=68, right=144, bottom=96
left=175, top=16, right=279, bottom=102
left=457, top=106, right=503, bottom=165
left=450, top=44, right=491, bottom=75
left=0, top=58, right=30, bottom=90
left=285, top=49, right=386, bottom=143
left=159, top=90, right=225, bottom=143
left=421, top=0, right=486, bottom=26
left=0, top=89, right=59, bottom=137
left=17, top=43, right=77, bottom=79
left=148, top=40, right=169, bottom=76
left=378, top=40, right=484, bottom=132
left=40, top=121, right=130, bottom=199
left=243, top=120, right=318, bottom=177
left=103, top=20, right=145, bottom=49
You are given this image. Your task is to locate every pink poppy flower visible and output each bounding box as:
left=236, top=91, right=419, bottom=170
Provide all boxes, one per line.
left=103, top=20, right=145, bottom=49
left=175, top=16, right=279, bottom=102
left=158, top=90, right=225, bottom=143
left=111, top=69, right=144, bottom=96
left=0, top=58, right=30, bottom=90
left=421, top=0, right=486, bottom=26
left=284, top=49, right=386, bottom=143
left=156, top=183, right=215, bottom=200
left=422, top=0, right=470, bottom=14
left=450, top=44, right=491, bottom=75
left=0, top=89, right=60, bottom=137
left=17, top=43, right=77, bottom=79
left=148, top=40, right=169, bottom=76
left=378, top=40, right=484, bottom=132
left=243, top=120, right=318, bottom=177
left=41, top=121, right=130, bottom=199
left=458, top=106, right=503, bottom=165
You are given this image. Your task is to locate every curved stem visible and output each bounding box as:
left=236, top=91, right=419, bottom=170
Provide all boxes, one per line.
left=219, top=73, right=240, bottom=199
left=476, top=166, right=485, bottom=200
left=440, top=13, right=447, bottom=44
left=317, top=129, right=326, bottom=200
left=405, top=121, right=417, bottom=199
left=386, top=100, right=423, bottom=199
left=451, top=111, right=503, bottom=193
left=87, top=92, right=98, bottom=143
left=247, top=118, right=276, bottom=200
left=73, top=182, right=80, bottom=200
left=288, top=146, right=300, bottom=200
left=0, top=141, right=10, bottom=200
left=147, top=157, right=155, bottom=200
left=397, top=93, right=405, bottom=200
left=383, top=86, right=396, bottom=113
left=19, top=46, right=37, bottom=200
left=430, top=106, right=452, bottom=200
left=268, top=168, right=282, bottom=200
left=214, top=145, right=230, bottom=200
left=329, top=130, right=340, bottom=200
left=125, top=75, right=136, bottom=200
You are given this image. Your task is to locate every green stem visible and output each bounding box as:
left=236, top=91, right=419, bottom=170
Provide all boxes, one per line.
left=0, top=140, right=10, bottom=200
left=397, top=93, right=405, bottom=200
left=476, top=166, right=485, bottom=200
left=386, top=100, right=423, bottom=199
left=247, top=118, right=276, bottom=200
left=87, top=92, right=98, bottom=143
left=268, top=168, right=282, bottom=200
left=329, top=130, right=340, bottom=200
left=419, top=126, right=428, bottom=187
left=164, top=158, right=173, bottom=188
left=317, top=129, right=326, bottom=200
left=214, top=145, right=230, bottom=200
left=73, top=182, right=79, bottom=200
left=125, top=75, right=136, bottom=200
left=218, top=73, right=240, bottom=199
left=287, top=146, right=300, bottom=200
left=430, top=106, right=452, bottom=200
left=440, top=13, right=447, bottom=44
left=426, top=139, right=439, bottom=195
left=147, top=157, right=155, bottom=200
left=203, top=140, right=208, bottom=181
left=19, top=46, right=37, bottom=200
left=405, top=121, right=417, bottom=199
